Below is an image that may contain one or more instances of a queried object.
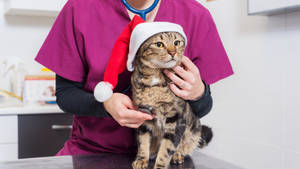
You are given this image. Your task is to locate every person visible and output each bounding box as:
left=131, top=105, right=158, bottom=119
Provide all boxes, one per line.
left=35, top=0, right=234, bottom=156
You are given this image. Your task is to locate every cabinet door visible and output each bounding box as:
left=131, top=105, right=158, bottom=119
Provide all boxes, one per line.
left=6, top=0, right=68, bottom=16
left=0, top=144, right=18, bottom=161
left=287, top=0, right=300, bottom=6
left=248, top=0, right=287, bottom=14
left=18, top=113, right=73, bottom=159
left=0, top=116, right=17, bottom=144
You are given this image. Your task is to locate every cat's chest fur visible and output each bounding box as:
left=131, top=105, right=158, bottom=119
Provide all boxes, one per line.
left=151, top=77, right=161, bottom=86
left=131, top=67, right=185, bottom=117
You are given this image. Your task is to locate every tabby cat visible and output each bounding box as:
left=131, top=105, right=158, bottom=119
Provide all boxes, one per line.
left=131, top=32, right=212, bottom=169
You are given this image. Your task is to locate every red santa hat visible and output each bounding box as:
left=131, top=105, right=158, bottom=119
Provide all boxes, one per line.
left=94, top=15, right=187, bottom=102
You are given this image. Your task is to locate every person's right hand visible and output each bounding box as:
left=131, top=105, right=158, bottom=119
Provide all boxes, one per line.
left=103, top=93, right=153, bottom=128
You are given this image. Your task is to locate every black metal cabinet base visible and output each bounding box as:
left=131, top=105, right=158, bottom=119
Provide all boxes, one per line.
left=18, top=113, right=73, bottom=159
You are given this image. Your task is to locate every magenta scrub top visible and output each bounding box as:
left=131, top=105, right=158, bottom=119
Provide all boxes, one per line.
left=35, top=0, right=234, bottom=155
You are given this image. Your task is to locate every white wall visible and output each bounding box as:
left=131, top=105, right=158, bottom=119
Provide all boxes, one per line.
left=198, top=0, right=300, bottom=169
left=1, top=0, right=300, bottom=168
left=0, top=0, right=56, bottom=74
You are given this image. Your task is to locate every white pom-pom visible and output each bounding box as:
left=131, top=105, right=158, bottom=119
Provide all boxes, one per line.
left=94, top=81, right=113, bottom=102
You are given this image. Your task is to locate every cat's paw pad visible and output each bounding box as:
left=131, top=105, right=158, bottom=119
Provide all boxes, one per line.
left=171, top=153, right=185, bottom=165
left=132, top=159, right=149, bottom=169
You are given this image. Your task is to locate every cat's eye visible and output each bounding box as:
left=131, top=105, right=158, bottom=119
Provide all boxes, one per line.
left=174, top=40, right=181, bottom=46
left=156, top=42, right=164, bottom=48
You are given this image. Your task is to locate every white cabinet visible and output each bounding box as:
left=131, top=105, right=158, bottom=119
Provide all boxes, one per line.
left=287, top=0, right=300, bottom=6
left=0, top=116, right=18, bottom=144
left=0, top=116, right=18, bottom=161
left=5, top=0, right=68, bottom=17
left=0, top=144, right=18, bottom=161
left=248, top=0, right=286, bottom=14
left=248, top=0, right=300, bottom=15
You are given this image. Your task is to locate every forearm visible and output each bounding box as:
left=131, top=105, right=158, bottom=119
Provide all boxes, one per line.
left=55, top=74, right=212, bottom=118
left=55, top=75, right=111, bottom=117
left=188, top=80, right=213, bottom=118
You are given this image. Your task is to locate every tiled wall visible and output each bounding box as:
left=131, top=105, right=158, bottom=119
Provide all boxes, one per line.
left=198, top=0, right=300, bottom=169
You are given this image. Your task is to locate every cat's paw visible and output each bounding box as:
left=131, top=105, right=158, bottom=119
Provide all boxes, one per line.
left=171, top=153, right=185, bottom=165
left=132, top=159, right=149, bottom=169
left=138, top=105, right=154, bottom=115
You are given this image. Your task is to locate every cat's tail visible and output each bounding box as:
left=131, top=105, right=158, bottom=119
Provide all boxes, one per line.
left=198, top=125, right=213, bottom=148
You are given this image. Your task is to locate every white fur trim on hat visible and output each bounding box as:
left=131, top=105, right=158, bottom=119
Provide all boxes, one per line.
left=127, top=22, right=187, bottom=71
left=94, top=81, right=113, bottom=102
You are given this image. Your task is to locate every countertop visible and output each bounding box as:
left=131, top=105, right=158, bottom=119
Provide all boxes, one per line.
left=0, top=104, right=63, bottom=115
left=0, top=151, right=243, bottom=169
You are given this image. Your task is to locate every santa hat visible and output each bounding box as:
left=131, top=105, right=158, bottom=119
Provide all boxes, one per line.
left=94, top=15, right=187, bottom=102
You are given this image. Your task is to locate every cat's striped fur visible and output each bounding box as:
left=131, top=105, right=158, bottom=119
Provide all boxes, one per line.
left=131, top=32, right=212, bottom=169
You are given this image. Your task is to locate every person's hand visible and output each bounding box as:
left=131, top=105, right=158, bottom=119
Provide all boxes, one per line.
left=103, top=93, right=153, bottom=128
left=164, top=56, right=205, bottom=101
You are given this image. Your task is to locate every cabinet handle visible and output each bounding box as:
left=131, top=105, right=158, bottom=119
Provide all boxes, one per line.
left=51, top=125, right=72, bottom=130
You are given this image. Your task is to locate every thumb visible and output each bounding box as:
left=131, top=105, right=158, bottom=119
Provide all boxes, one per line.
left=121, top=95, right=135, bottom=109
left=127, top=109, right=153, bottom=121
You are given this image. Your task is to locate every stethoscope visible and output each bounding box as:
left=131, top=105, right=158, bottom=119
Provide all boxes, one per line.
left=121, top=0, right=160, bottom=20
left=121, top=0, right=160, bottom=94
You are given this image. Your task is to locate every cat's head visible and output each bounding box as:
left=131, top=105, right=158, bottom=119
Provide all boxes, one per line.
left=135, top=32, right=186, bottom=69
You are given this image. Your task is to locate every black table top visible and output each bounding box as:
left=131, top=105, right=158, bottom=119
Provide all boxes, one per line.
left=0, top=151, right=243, bottom=169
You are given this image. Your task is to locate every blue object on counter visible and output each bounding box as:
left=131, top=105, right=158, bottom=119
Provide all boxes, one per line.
left=45, top=101, right=56, bottom=104
left=121, top=0, right=159, bottom=20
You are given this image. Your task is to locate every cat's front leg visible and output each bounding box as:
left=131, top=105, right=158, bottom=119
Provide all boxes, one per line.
left=132, top=125, right=152, bottom=169
left=153, top=117, right=186, bottom=169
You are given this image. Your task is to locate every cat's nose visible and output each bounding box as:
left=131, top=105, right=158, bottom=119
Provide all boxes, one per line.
left=168, top=50, right=176, bottom=57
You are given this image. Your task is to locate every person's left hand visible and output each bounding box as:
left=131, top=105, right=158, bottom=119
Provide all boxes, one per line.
left=163, top=56, right=205, bottom=101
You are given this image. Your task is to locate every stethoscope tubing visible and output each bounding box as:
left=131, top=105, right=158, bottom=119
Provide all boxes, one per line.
left=121, top=0, right=160, bottom=20
left=120, top=0, right=160, bottom=94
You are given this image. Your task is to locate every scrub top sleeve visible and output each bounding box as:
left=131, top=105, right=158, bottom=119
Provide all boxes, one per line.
left=35, top=0, right=86, bottom=82
left=191, top=10, right=234, bottom=85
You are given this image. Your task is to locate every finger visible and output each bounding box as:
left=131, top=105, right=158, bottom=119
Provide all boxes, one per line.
left=169, top=83, right=189, bottom=99
left=172, top=66, right=194, bottom=83
left=119, top=118, right=144, bottom=126
left=121, top=95, right=135, bottom=109
left=120, top=111, right=152, bottom=124
left=125, top=123, right=143, bottom=129
left=125, top=109, right=153, bottom=121
left=164, top=69, right=187, bottom=89
left=125, top=121, right=144, bottom=125
left=181, top=56, right=199, bottom=74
